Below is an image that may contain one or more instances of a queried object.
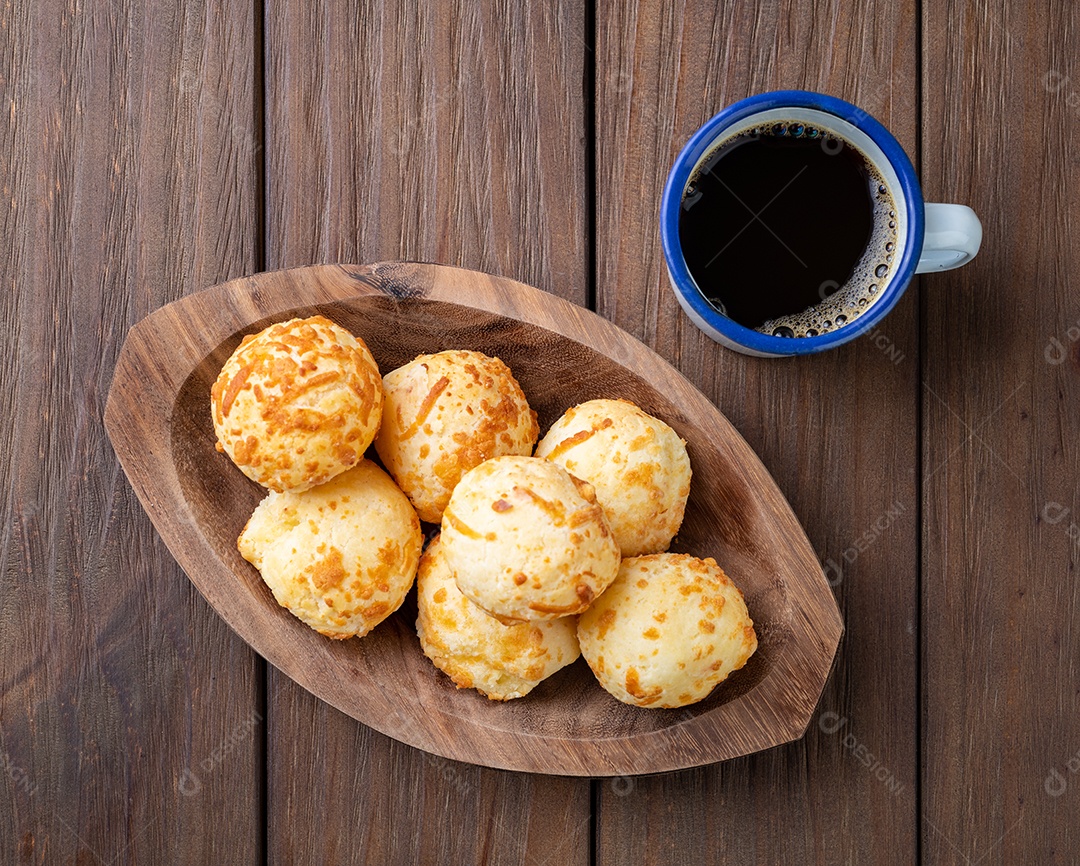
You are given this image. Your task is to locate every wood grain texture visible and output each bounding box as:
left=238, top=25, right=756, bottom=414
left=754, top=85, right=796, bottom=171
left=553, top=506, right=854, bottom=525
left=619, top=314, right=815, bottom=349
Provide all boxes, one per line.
left=594, top=0, right=919, bottom=863
left=264, top=0, right=587, bottom=294
left=104, top=263, right=842, bottom=774
left=922, top=1, right=1080, bottom=862
left=263, top=0, right=589, bottom=860
left=0, top=0, right=262, bottom=862
left=267, top=686, right=592, bottom=866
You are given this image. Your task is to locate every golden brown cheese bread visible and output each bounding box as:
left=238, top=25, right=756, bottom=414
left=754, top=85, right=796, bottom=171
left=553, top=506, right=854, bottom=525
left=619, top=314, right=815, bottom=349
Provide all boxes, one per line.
left=440, top=456, right=621, bottom=623
left=375, top=350, right=538, bottom=523
left=577, top=553, right=757, bottom=708
left=535, top=399, right=691, bottom=557
left=416, top=535, right=580, bottom=700
left=238, top=460, right=422, bottom=639
left=211, top=315, right=383, bottom=492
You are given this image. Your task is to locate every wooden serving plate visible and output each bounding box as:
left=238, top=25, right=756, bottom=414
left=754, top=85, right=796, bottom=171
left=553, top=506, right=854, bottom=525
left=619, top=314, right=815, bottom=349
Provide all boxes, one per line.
left=104, top=263, right=842, bottom=776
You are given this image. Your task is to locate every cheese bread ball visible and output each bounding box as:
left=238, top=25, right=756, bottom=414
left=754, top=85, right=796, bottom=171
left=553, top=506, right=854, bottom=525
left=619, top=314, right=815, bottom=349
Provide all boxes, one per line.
left=212, top=315, right=383, bottom=492
left=375, top=350, right=538, bottom=523
left=577, top=554, right=757, bottom=708
left=416, top=536, right=580, bottom=700
left=440, top=456, right=620, bottom=624
left=238, top=460, right=422, bottom=639
left=535, top=399, right=691, bottom=556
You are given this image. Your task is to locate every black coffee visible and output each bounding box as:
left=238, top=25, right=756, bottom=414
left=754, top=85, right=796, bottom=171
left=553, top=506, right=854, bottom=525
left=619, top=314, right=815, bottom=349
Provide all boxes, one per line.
left=679, top=122, right=898, bottom=337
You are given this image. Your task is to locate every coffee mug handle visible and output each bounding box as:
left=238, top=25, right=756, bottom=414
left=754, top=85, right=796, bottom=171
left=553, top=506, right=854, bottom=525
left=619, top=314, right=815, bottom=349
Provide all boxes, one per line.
left=915, top=203, right=983, bottom=273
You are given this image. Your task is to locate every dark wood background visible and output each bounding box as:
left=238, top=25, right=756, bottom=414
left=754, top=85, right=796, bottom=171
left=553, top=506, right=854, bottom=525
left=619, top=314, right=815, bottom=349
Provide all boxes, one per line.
left=2, top=0, right=1077, bottom=862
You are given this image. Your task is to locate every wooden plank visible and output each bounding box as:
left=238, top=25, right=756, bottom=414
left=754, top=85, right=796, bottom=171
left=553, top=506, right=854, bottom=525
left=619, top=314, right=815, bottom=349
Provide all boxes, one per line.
left=921, top=1, right=1080, bottom=862
left=263, top=0, right=591, bottom=861
left=594, top=0, right=920, bottom=862
left=0, top=0, right=263, bottom=861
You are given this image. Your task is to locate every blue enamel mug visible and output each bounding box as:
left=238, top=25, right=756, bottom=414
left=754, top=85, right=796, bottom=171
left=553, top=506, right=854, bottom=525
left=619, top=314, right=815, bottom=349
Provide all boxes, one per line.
left=660, top=90, right=982, bottom=357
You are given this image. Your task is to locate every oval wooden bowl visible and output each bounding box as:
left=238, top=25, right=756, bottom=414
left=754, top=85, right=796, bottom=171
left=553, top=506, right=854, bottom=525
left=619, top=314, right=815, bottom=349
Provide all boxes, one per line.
left=104, top=263, right=842, bottom=776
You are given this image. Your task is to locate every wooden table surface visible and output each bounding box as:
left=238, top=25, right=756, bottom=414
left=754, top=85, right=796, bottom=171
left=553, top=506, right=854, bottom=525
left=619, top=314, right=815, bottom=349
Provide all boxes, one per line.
left=2, top=0, right=1077, bottom=863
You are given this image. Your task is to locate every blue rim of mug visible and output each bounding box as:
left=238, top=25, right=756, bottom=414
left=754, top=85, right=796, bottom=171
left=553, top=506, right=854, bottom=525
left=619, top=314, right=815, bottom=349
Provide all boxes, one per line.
left=660, top=90, right=926, bottom=356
